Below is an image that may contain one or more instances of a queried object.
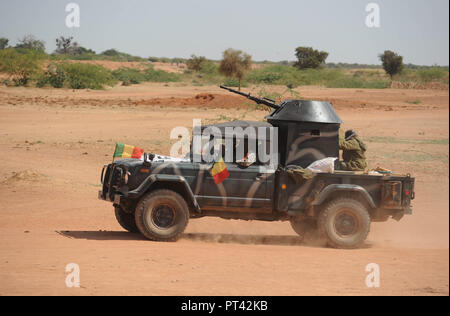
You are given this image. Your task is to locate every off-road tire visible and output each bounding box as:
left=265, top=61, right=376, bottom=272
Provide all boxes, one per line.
left=318, top=198, right=371, bottom=249
left=114, top=205, right=139, bottom=233
left=135, top=189, right=189, bottom=242
left=289, top=218, right=320, bottom=241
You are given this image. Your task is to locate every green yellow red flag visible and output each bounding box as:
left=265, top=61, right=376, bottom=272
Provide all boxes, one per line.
left=113, top=143, right=144, bottom=159
left=210, top=157, right=229, bottom=184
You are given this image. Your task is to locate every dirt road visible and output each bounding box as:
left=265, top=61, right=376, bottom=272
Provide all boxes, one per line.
left=0, top=84, right=448, bottom=296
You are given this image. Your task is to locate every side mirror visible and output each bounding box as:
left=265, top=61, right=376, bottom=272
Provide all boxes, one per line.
left=236, top=153, right=256, bottom=168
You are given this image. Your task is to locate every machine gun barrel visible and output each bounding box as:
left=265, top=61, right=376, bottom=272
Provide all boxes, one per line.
left=220, top=85, right=280, bottom=110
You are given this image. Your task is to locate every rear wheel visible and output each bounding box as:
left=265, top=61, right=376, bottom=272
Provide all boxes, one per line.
left=114, top=205, right=139, bottom=233
left=135, top=189, right=189, bottom=242
left=318, top=198, right=371, bottom=249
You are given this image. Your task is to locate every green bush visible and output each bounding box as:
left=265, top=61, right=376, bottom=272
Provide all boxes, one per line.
left=61, top=63, right=116, bottom=89
left=222, top=77, right=248, bottom=88
left=199, top=60, right=219, bottom=75
left=35, top=74, right=48, bottom=88
left=395, top=67, right=449, bottom=85
left=143, top=66, right=180, bottom=82
left=37, top=64, right=66, bottom=88
left=245, top=65, right=390, bottom=89
left=246, top=65, right=290, bottom=84
left=417, top=67, right=449, bottom=83
left=112, top=67, right=146, bottom=85
left=326, top=78, right=390, bottom=89
left=69, top=53, right=97, bottom=61
left=0, top=48, right=45, bottom=86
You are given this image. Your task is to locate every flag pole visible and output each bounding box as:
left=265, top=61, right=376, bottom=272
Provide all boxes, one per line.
left=112, top=143, right=117, bottom=164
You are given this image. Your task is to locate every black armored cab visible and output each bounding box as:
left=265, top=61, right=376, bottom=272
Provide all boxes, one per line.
left=219, top=85, right=343, bottom=168
left=266, top=100, right=343, bottom=168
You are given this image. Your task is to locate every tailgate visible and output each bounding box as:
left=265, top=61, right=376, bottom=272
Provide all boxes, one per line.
left=381, top=175, right=415, bottom=211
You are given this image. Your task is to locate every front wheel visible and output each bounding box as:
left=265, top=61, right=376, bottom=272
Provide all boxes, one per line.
left=318, top=198, right=371, bottom=249
left=135, top=189, right=189, bottom=242
left=114, top=205, right=139, bottom=233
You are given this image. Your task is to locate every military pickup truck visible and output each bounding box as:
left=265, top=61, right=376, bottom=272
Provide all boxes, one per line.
left=98, top=87, right=415, bottom=249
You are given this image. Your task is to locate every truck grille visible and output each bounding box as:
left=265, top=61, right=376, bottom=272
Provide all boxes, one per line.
left=100, top=164, right=123, bottom=201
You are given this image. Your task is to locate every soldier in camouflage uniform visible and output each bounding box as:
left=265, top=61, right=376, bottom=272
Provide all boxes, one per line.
left=339, top=129, right=367, bottom=171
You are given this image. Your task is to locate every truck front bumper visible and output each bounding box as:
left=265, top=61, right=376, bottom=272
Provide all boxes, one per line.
left=98, top=190, right=122, bottom=205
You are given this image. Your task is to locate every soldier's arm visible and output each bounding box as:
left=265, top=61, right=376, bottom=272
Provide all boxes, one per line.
left=339, top=138, right=360, bottom=151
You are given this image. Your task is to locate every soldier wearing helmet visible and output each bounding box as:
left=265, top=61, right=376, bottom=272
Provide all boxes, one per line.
left=339, top=129, right=367, bottom=171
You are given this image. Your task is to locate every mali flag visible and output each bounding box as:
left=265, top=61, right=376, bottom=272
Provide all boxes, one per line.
left=113, top=143, right=144, bottom=159
left=210, top=157, right=229, bottom=184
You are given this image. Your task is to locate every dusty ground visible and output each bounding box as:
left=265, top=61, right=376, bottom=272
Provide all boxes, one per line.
left=0, top=83, right=448, bottom=296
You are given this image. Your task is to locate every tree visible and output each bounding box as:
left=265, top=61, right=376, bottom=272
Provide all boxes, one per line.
left=73, top=46, right=96, bottom=55
left=379, top=50, right=403, bottom=79
left=186, top=55, right=206, bottom=72
left=55, top=36, right=79, bottom=54
left=294, top=47, right=329, bottom=69
left=219, top=48, right=252, bottom=91
left=101, top=49, right=121, bottom=56
left=15, top=35, right=46, bottom=52
left=0, top=38, right=8, bottom=50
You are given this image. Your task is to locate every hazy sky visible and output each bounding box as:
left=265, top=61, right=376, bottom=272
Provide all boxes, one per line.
left=0, top=0, right=448, bottom=65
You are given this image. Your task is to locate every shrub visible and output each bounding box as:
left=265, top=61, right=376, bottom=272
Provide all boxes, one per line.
left=1, top=79, right=12, bottom=86
left=247, top=68, right=283, bottom=84
left=199, top=60, right=219, bottom=75
left=223, top=77, right=248, bottom=88
left=245, top=65, right=390, bottom=89
left=46, top=64, right=66, bottom=88
left=143, top=66, right=180, bottom=82
left=326, top=77, right=390, bottom=89
left=395, top=67, right=449, bottom=85
left=35, top=74, right=48, bottom=88
left=0, top=48, right=44, bottom=86
left=417, top=67, right=448, bottom=83
left=36, top=63, right=67, bottom=88
left=61, top=63, right=116, bottom=89
left=99, top=49, right=144, bottom=62
left=112, top=67, right=146, bottom=85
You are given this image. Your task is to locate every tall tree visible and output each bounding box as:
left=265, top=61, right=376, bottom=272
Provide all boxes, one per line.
left=379, top=50, right=404, bottom=79
left=0, top=38, right=8, bottom=50
left=219, top=48, right=252, bottom=91
left=55, top=36, right=79, bottom=54
left=294, top=47, right=329, bottom=69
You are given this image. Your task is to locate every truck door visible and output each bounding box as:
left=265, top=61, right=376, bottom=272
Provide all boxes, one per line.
left=197, top=163, right=272, bottom=210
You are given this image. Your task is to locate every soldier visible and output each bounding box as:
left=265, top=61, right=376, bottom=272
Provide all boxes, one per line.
left=339, top=129, right=367, bottom=171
